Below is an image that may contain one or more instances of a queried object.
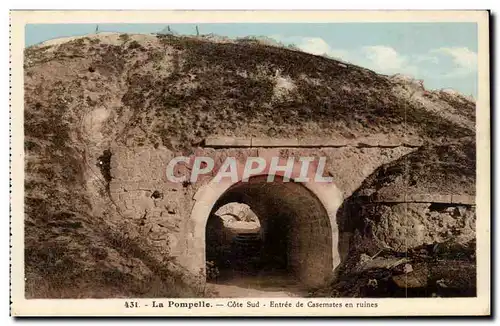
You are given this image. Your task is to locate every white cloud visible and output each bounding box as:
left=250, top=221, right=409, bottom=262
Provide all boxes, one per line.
left=297, top=37, right=331, bottom=55
left=434, top=47, right=477, bottom=70
left=267, top=34, right=475, bottom=96
left=270, top=35, right=350, bottom=62
left=274, top=37, right=419, bottom=76
left=270, top=35, right=477, bottom=83
left=361, top=45, right=418, bottom=75
left=414, top=54, right=439, bottom=64
left=432, top=47, right=477, bottom=77
left=295, top=37, right=349, bottom=60
left=326, top=49, right=351, bottom=61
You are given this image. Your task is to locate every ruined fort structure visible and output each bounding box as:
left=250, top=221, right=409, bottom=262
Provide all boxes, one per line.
left=24, top=32, right=476, bottom=297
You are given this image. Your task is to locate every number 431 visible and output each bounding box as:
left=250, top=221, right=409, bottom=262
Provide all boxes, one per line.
left=125, top=301, right=139, bottom=308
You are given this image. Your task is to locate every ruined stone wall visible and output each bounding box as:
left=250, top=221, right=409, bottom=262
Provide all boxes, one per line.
left=355, top=201, right=476, bottom=252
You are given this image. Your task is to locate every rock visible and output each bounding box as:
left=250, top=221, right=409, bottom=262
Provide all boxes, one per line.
left=367, top=279, right=378, bottom=288
left=419, top=248, right=429, bottom=255
left=359, top=253, right=371, bottom=265
left=392, top=274, right=426, bottom=288
left=436, top=279, right=448, bottom=288
left=356, top=202, right=476, bottom=251
left=392, top=266, right=428, bottom=288
left=166, top=202, right=177, bottom=214
left=357, top=256, right=409, bottom=272
left=403, top=263, right=413, bottom=274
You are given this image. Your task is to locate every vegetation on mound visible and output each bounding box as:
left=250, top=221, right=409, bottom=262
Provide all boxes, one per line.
left=135, top=34, right=473, bottom=148
left=25, top=220, right=201, bottom=298
left=26, top=33, right=475, bottom=151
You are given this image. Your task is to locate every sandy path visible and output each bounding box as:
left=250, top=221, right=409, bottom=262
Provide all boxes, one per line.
left=206, top=273, right=308, bottom=298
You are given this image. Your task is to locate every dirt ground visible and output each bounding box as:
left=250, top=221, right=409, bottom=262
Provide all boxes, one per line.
left=206, top=270, right=308, bottom=298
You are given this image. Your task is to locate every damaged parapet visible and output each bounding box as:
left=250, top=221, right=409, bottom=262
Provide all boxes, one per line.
left=340, top=141, right=476, bottom=252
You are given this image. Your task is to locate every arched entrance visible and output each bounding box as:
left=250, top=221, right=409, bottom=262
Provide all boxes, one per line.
left=185, top=174, right=343, bottom=293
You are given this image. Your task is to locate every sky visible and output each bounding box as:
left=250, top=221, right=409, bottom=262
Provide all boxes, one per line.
left=25, top=23, right=478, bottom=97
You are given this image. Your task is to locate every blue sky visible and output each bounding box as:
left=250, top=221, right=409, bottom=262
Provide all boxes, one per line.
left=26, top=23, right=478, bottom=97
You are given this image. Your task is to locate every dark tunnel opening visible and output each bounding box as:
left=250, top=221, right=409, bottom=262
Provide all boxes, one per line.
left=205, top=175, right=333, bottom=292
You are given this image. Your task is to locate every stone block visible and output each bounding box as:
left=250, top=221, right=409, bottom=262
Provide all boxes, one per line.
left=430, top=194, right=453, bottom=203
left=377, top=141, right=403, bottom=148
left=109, top=181, right=122, bottom=193
left=148, top=208, right=163, bottom=219
left=134, top=197, right=155, bottom=211
left=110, top=192, right=120, bottom=202
left=150, top=171, right=162, bottom=182
left=118, top=193, right=130, bottom=201
left=257, top=148, right=280, bottom=160
left=121, top=209, right=138, bottom=219
left=205, top=136, right=251, bottom=147
left=302, top=138, right=349, bottom=147
left=123, top=181, right=140, bottom=191
left=137, top=182, right=153, bottom=191
left=356, top=140, right=379, bottom=147
left=136, top=150, right=151, bottom=163
left=126, top=150, right=137, bottom=161
left=451, top=194, right=475, bottom=205
left=408, top=193, right=434, bottom=202
left=126, top=169, right=136, bottom=179
left=251, top=138, right=300, bottom=147
left=124, top=199, right=135, bottom=210
left=127, top=190, right=144, bottom=200
left=165, top=201, right=178, bottom=214
left=114, top=148, right=128, bottom=161
left=110, top=157, right=120, bottom=171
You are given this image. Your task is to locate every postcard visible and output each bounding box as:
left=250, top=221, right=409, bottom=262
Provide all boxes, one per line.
left=10, top=10, right=490, bottom=316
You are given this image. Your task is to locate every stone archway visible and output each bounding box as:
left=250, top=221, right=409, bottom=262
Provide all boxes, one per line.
left=185, top=174, right=343, bottom=289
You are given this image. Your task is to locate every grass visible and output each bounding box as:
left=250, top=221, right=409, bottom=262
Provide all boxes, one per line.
left=118, top=34, right=475, bottom=151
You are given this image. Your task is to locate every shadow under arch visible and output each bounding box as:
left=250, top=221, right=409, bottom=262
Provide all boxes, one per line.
left=186, top=174, right=343, bottom=289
